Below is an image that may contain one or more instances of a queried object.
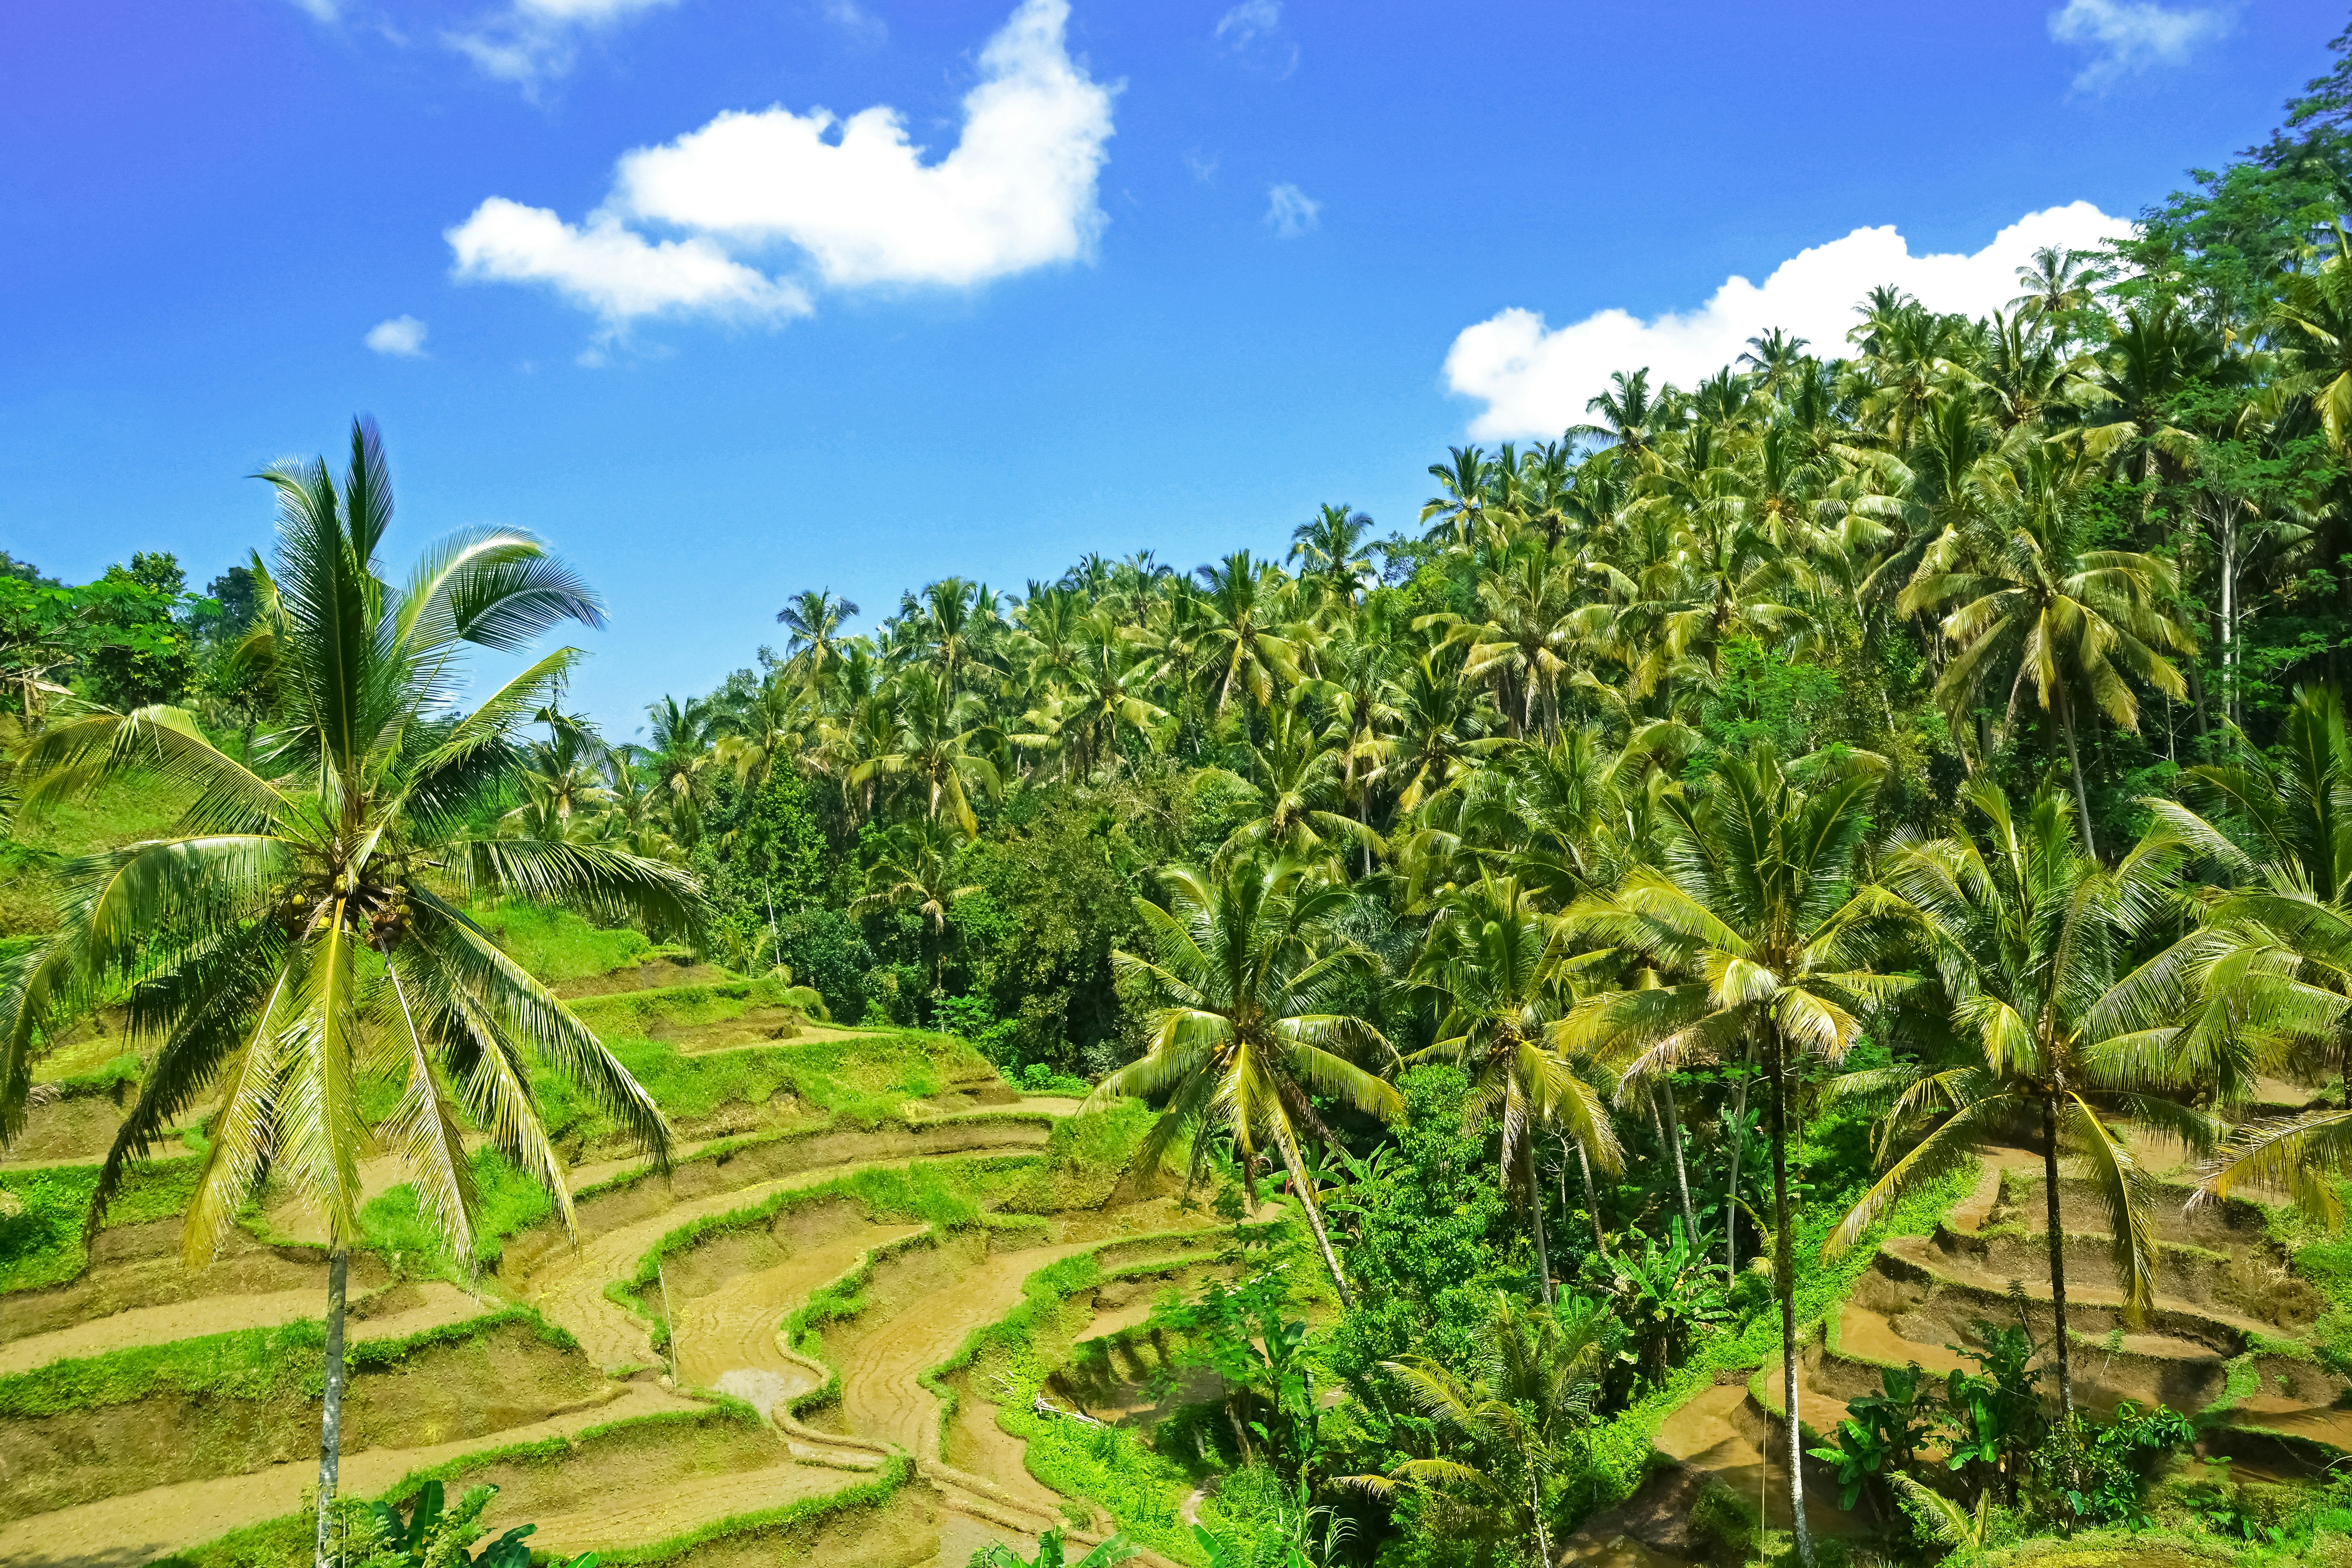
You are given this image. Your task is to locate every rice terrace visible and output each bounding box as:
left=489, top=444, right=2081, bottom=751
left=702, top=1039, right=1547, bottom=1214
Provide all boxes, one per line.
left=16, top=4, right=2352, bottom=1568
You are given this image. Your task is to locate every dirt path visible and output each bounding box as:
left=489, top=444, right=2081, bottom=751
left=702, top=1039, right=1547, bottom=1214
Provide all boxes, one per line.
left=0, top=1383, right=697, bottom=1568
left=0, top=1280, right=489, bottom=1376
left=671, top=1223, right=926, bottom=1414
left=834, top=1240, right=1096, bottom=1461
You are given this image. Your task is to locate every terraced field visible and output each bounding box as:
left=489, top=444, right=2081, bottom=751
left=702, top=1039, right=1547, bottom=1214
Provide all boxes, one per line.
left=1561, top=1090, right=2352, bottom=1564
left=0, top=948, right=1224, bottom=1568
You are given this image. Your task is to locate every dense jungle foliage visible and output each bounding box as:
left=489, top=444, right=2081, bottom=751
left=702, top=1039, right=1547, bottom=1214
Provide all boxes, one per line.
left=21, top=17, right=2352, bottom=1568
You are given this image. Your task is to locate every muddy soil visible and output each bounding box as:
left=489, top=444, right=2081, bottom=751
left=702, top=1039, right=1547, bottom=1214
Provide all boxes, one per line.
left=513, top=1127, right=1053, bottom=1374
left=0, top=1383, right=695, bottom=1568
left=0, top=1278, right=487, bottom=1377
left=826, top=1232, right=1096, bottom=1460
left=0, top=1317, right=607, bottom=1523
left=2, top=1220, right=389, bottom=1344
left=667, top=1207, right=927, bottom=1414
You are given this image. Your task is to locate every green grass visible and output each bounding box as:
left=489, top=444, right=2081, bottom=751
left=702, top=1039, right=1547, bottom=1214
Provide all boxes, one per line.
left=0, top=1158, right=203, bottom=1293
left=999, top=1099, right=1154, bottom=1214
left=464, top=899, right=665, bottom=985
left=0, top=1304, right=562, bottom=1417
left=359, top=1147, right=561, bottom=1275
left=2273, top=1179, right=2352, bottom=1375
left=1, top=774, right=197, bottom=939
left=526, top=1021, right=996, bottom=1146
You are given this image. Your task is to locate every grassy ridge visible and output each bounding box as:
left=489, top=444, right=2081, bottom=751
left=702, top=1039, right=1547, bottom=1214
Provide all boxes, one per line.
left=0, top=1157, right=203, bottom=1294
left=518, top=1020, right=998, bottom=1150
left=922, top=1236, right=1227, bottom=1565
left=148, top=1417, right=914, bottom=1568
left=0, top=1304, right=567, bottom=1418
left=463, top=900, right=665, bottom=986
left=606, top=1154, right=1036, bottom=1352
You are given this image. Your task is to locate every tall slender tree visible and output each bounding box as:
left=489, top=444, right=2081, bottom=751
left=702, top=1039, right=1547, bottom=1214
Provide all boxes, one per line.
left=2, top=421, right=694, bottom=1568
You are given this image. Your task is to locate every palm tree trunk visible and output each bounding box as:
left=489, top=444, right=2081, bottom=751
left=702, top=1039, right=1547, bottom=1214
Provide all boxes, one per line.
left=1725, top=1071, right=1750, bottom=1281
left=1273, top=1126, right=1355, bottom=1311
left=2041, top=1096, right=2075, bottom=1425
left=313, top=1247, right=349, bottom=1568
left=2055, top=687, right=2098, bottom=860
left=1657, top=1078, right=1699, bottom=1245
left=1766, top=1027, right=1815, bottom=1568
left=1524, top=1138, right=1555, bottom=1306
left=1574, top=1138, right=1605, bottom=1256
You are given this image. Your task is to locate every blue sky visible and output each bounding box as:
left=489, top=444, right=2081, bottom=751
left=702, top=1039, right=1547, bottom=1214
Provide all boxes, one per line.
left=0, top=0, right=2335, bottom=735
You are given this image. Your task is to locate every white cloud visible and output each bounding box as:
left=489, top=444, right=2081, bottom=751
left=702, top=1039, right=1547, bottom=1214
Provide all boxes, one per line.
left=447, top=198, right=813, bottom=333
left=2047, top=0, right=2233, bottom=91
left=1214, top=0, right=1297, bottom=78
left=1442, top=201, right=2131, bottom=440
left=822, top=0, right=887, bottom=47
left=445, top=0, right=1108, bottom=350
left=1184, top=148, right=1219, bottom=184
left=1214, top=0, right=1279, bottom=46
left=285, top=0, right=340, bottom=21
left=1265, top=182, right=1319, bottom=239
left=446, top=0, right=680, bottom=89
left=365, top=315, right=430, bottom=357
left=608, top=0, right=1113, bottom=289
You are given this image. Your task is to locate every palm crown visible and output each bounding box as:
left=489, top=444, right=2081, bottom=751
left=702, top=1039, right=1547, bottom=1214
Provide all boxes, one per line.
left=3, top=421, right=698, bottom=1263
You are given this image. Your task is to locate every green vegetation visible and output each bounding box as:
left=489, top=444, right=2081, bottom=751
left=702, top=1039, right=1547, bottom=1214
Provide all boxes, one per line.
left=0, top=1306, right=564, bottom=1418
left=0, top=1157, right=201, bottom=1292
left=20, top=22, right=2352, bottom=1568
left=463, top=900, right=661, bottom=987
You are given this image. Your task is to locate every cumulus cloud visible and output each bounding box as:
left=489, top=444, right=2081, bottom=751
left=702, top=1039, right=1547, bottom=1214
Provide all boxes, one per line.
left=447, top=0, right=1112, bottom=348
left=610, top=0, right=1113, bottom=288
left=448, top=198, right=813, bottom=335
left=1443, top=201, right=2130, bottom=440
left=1265, top=182, right=1319, bottom=239
left=365, top=315, right=430, bottom=356
left=2047, top=0, right=2233, bottom=91
left=446, top=0, right=681, bottom=89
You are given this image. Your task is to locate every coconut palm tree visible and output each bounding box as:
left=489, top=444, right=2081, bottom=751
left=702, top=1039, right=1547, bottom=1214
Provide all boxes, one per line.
left=1087, top=856, right=1400, bottom=1306
left=1345, top=1291, right=1611, bottom=1567
left=2, top=420, right=694, bottom=1568
left=1898, top=450, right=2192, bottom=854
left=775, top=588, right=859, bottom=691
left=1420, top=445, right=1493, bottom=548
left=1218, top=702, right=1383, bottom=870
left=1571, top=369, right=1677, bottom=457
left=2273, top=228, right=2352, bottom=460
left=1561, top=744, right=1905, bottom=1568
left=1408, top=875, right=1622, bottom=1300
left=851, top=820, right=977, bottom=998
left=643, top=693, right=726, bottom=848
left=850, top=668, right=1001, bottom=836
left=1290, top=503, right=1377, bottom=610
left=1823, top=779, right=2208, bottom=1425
left=1195, top=551, right=1302, bottom=716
